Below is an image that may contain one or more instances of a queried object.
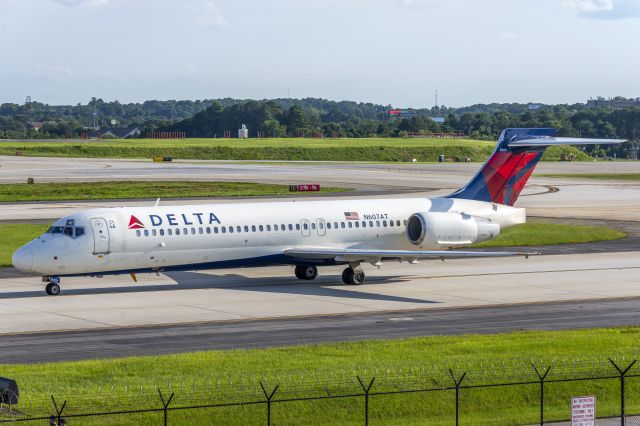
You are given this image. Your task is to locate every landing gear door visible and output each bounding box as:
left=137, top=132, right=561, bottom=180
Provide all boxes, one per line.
left=90, top=217, right=110, bottom=254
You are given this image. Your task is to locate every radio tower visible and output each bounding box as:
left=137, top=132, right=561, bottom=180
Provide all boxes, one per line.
left=434, top=88, right=438, bottom=108
left=25, top=96, right=32, bottom=124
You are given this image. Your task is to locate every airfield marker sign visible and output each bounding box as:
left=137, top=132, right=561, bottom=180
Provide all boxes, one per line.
left=571, top=396, right=595, bottom=426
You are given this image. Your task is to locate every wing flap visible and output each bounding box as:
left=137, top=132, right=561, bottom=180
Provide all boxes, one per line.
left=284, top=248, right=537, bottom=262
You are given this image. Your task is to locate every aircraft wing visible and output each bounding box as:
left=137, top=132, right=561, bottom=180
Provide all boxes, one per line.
left=283, top=247, right=537, bottom=263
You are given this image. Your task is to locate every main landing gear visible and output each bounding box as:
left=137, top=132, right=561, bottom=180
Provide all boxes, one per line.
left=293, top=264, right=366, bottom=285
left=341, top=266, right=365, bottom=285
left=43, top=276, right=61, bottom=296
left=295, top=265, right=318, bottom=280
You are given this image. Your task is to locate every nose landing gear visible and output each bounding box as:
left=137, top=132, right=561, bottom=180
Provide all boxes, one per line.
left=43, top=276, right=61, bottom=296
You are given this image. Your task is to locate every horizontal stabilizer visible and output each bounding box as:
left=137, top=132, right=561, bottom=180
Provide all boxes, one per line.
left=508, top=137, right=626, bottom=147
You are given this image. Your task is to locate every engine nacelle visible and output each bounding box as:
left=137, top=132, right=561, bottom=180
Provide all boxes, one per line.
left=406, top=212, right=500, bottom=247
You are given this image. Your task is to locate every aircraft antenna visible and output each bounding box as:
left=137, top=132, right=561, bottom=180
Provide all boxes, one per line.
left=155, top=198, right=161, bottom=207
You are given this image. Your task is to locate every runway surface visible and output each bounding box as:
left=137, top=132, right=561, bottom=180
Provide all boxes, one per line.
left=4, top=297, right=640, bottom=364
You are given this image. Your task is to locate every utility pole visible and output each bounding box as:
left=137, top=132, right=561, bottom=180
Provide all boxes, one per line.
left=435, top=88, right=438, bottom=108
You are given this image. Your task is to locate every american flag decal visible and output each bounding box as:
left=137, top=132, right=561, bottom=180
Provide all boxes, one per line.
left=344, top=211, right=359, bottom=220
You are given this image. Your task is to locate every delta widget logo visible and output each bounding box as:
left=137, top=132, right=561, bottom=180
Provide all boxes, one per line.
left=128, top=215, right=145, bottom=229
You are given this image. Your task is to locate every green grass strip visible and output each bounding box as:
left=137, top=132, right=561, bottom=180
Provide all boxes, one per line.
left=473, top=222, right=624, bottom=247
left=0, top=181, right=348, bottom=202
left=0, top=138, right=588, bottom=161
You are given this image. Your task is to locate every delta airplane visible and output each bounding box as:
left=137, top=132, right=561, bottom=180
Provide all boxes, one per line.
left=12, top=128, right=624, bottom=295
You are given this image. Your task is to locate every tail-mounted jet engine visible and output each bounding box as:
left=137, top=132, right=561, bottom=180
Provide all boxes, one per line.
left=406, top=212, right=500, bottom=247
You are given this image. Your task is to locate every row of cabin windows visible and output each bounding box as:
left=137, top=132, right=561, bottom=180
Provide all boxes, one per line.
left=134, top=219, right=407, bottom=238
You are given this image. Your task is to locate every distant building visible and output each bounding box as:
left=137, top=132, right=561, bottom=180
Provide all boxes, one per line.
left=430, top=117, right=445, bottom=124
left=29, top=121, right=45, bottom=131
left=528, top=104, right=541, bottom=111
left=89, top=127, right=141, bottom=139
left=587, top=97, right=640, bottom=109
left=238, top=124, right=248, bottom=139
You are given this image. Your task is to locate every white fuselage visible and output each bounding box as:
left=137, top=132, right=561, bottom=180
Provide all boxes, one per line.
left=14, top=196, right=525, bottom=277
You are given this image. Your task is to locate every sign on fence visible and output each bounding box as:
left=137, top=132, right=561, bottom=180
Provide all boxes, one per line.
left=571, top=396, right=596, bottom=426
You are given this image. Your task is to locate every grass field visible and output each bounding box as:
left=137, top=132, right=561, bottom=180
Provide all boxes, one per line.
left=472, top=222, right=625, bottom=247
left=540, top=173, right=640, bottom=181
left=1, top=328, right=639, bottom=424
left=0, top=181, right=348, bottom=202
left=0, top=222, right=624, bottom=268
left=0, top=223, right=48, bottom=267
left=0, top=137, right=589, bottom=162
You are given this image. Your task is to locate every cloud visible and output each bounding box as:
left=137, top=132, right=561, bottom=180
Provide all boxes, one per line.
left=198, top=0, right=227, bottom=28
left=562, top=0, right=640, bottom=19
left=51, top=0, right=109, bottom=6
left=394, top=0, right=441, bottom=10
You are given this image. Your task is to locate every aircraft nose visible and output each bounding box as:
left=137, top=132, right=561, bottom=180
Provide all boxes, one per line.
left=12, top=246, right=33, bottom=273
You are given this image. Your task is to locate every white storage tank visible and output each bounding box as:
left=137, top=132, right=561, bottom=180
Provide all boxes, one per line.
left=238, top=124, right=248, bottom=139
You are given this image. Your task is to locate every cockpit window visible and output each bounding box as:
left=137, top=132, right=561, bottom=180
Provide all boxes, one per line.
left=47, top=224, right=86, bottom=238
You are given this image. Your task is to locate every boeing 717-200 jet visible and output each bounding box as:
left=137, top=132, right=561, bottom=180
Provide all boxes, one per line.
left=12, top=128, right=624, bottom=295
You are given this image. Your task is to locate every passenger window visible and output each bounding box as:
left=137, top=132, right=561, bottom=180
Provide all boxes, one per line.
left=236, top=226, right=241, bottom=233
left=214, top=227, right=219, bottom=234
left=348, top=222, right=353, bottom=228
left=75, top=227, right=85, bottom=237
left=244, top=226, right=249, bottom=232
left=160, top=229, right=165, bottom=236
left=222, top=227, right=227, bottom=233
left=152, top=229, right=157, bottom=236
left=176, top=229, right=181, bottom=235
left=259, top=225, right=264, bottom=231
left=252, top=225, right=256, bottom=232
left=369, top=221, right=373, bottom=227
left=341, top=222, right=346, bottom=229
left=303, top=223, right=308, bottom=230
left=190, top=228, right=195, bottom=235
left=206, top=227, right=211, bottom=234
left=334, top=222, right=338, bottom=229
left=402, top=220, right=407, bottom=226
left=281, top=224, right=285, bottom=231
left=355, top=222, right=360, bottom=228
left=183, top=227, right=188, bottom=235
left=266, top=225, right=271, bottom=231
left=319, top=222, right=324, bottom=229
left=327, top=223, right=331, bottom=229
left=376, top=220, right=380, bottom=227
left=136, top=230, right=141, bottom=237
left=296, top=224, right=301, bottom=231
left=273, top=225, right=278, bottom=232
left=311, top=223, right=316, bottom=230
left=229, top=227, right=234, bottom=233
left=383, top=220, right=387, bottom=227
left=144, top=230, right=149, bottom=236
left=390, top=220, right=394, bottom=227
left=199, top=228, right=204, bottom=234
left=168, top=229, right=173, bottom=236
left=64, top=227, right=73, bottom=237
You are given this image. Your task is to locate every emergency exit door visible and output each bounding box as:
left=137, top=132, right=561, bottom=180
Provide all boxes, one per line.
left=90, top=217, right=110, bottom=254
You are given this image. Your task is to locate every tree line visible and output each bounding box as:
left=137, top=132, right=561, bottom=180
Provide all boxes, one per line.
left=0, top=97, right=638, bottom=157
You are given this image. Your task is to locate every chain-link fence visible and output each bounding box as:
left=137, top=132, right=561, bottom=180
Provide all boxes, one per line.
left=2, top=358, right=640, bottom=425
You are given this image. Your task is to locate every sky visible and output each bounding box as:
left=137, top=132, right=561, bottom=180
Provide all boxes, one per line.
left=0, top=0, right=638, bottom=107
